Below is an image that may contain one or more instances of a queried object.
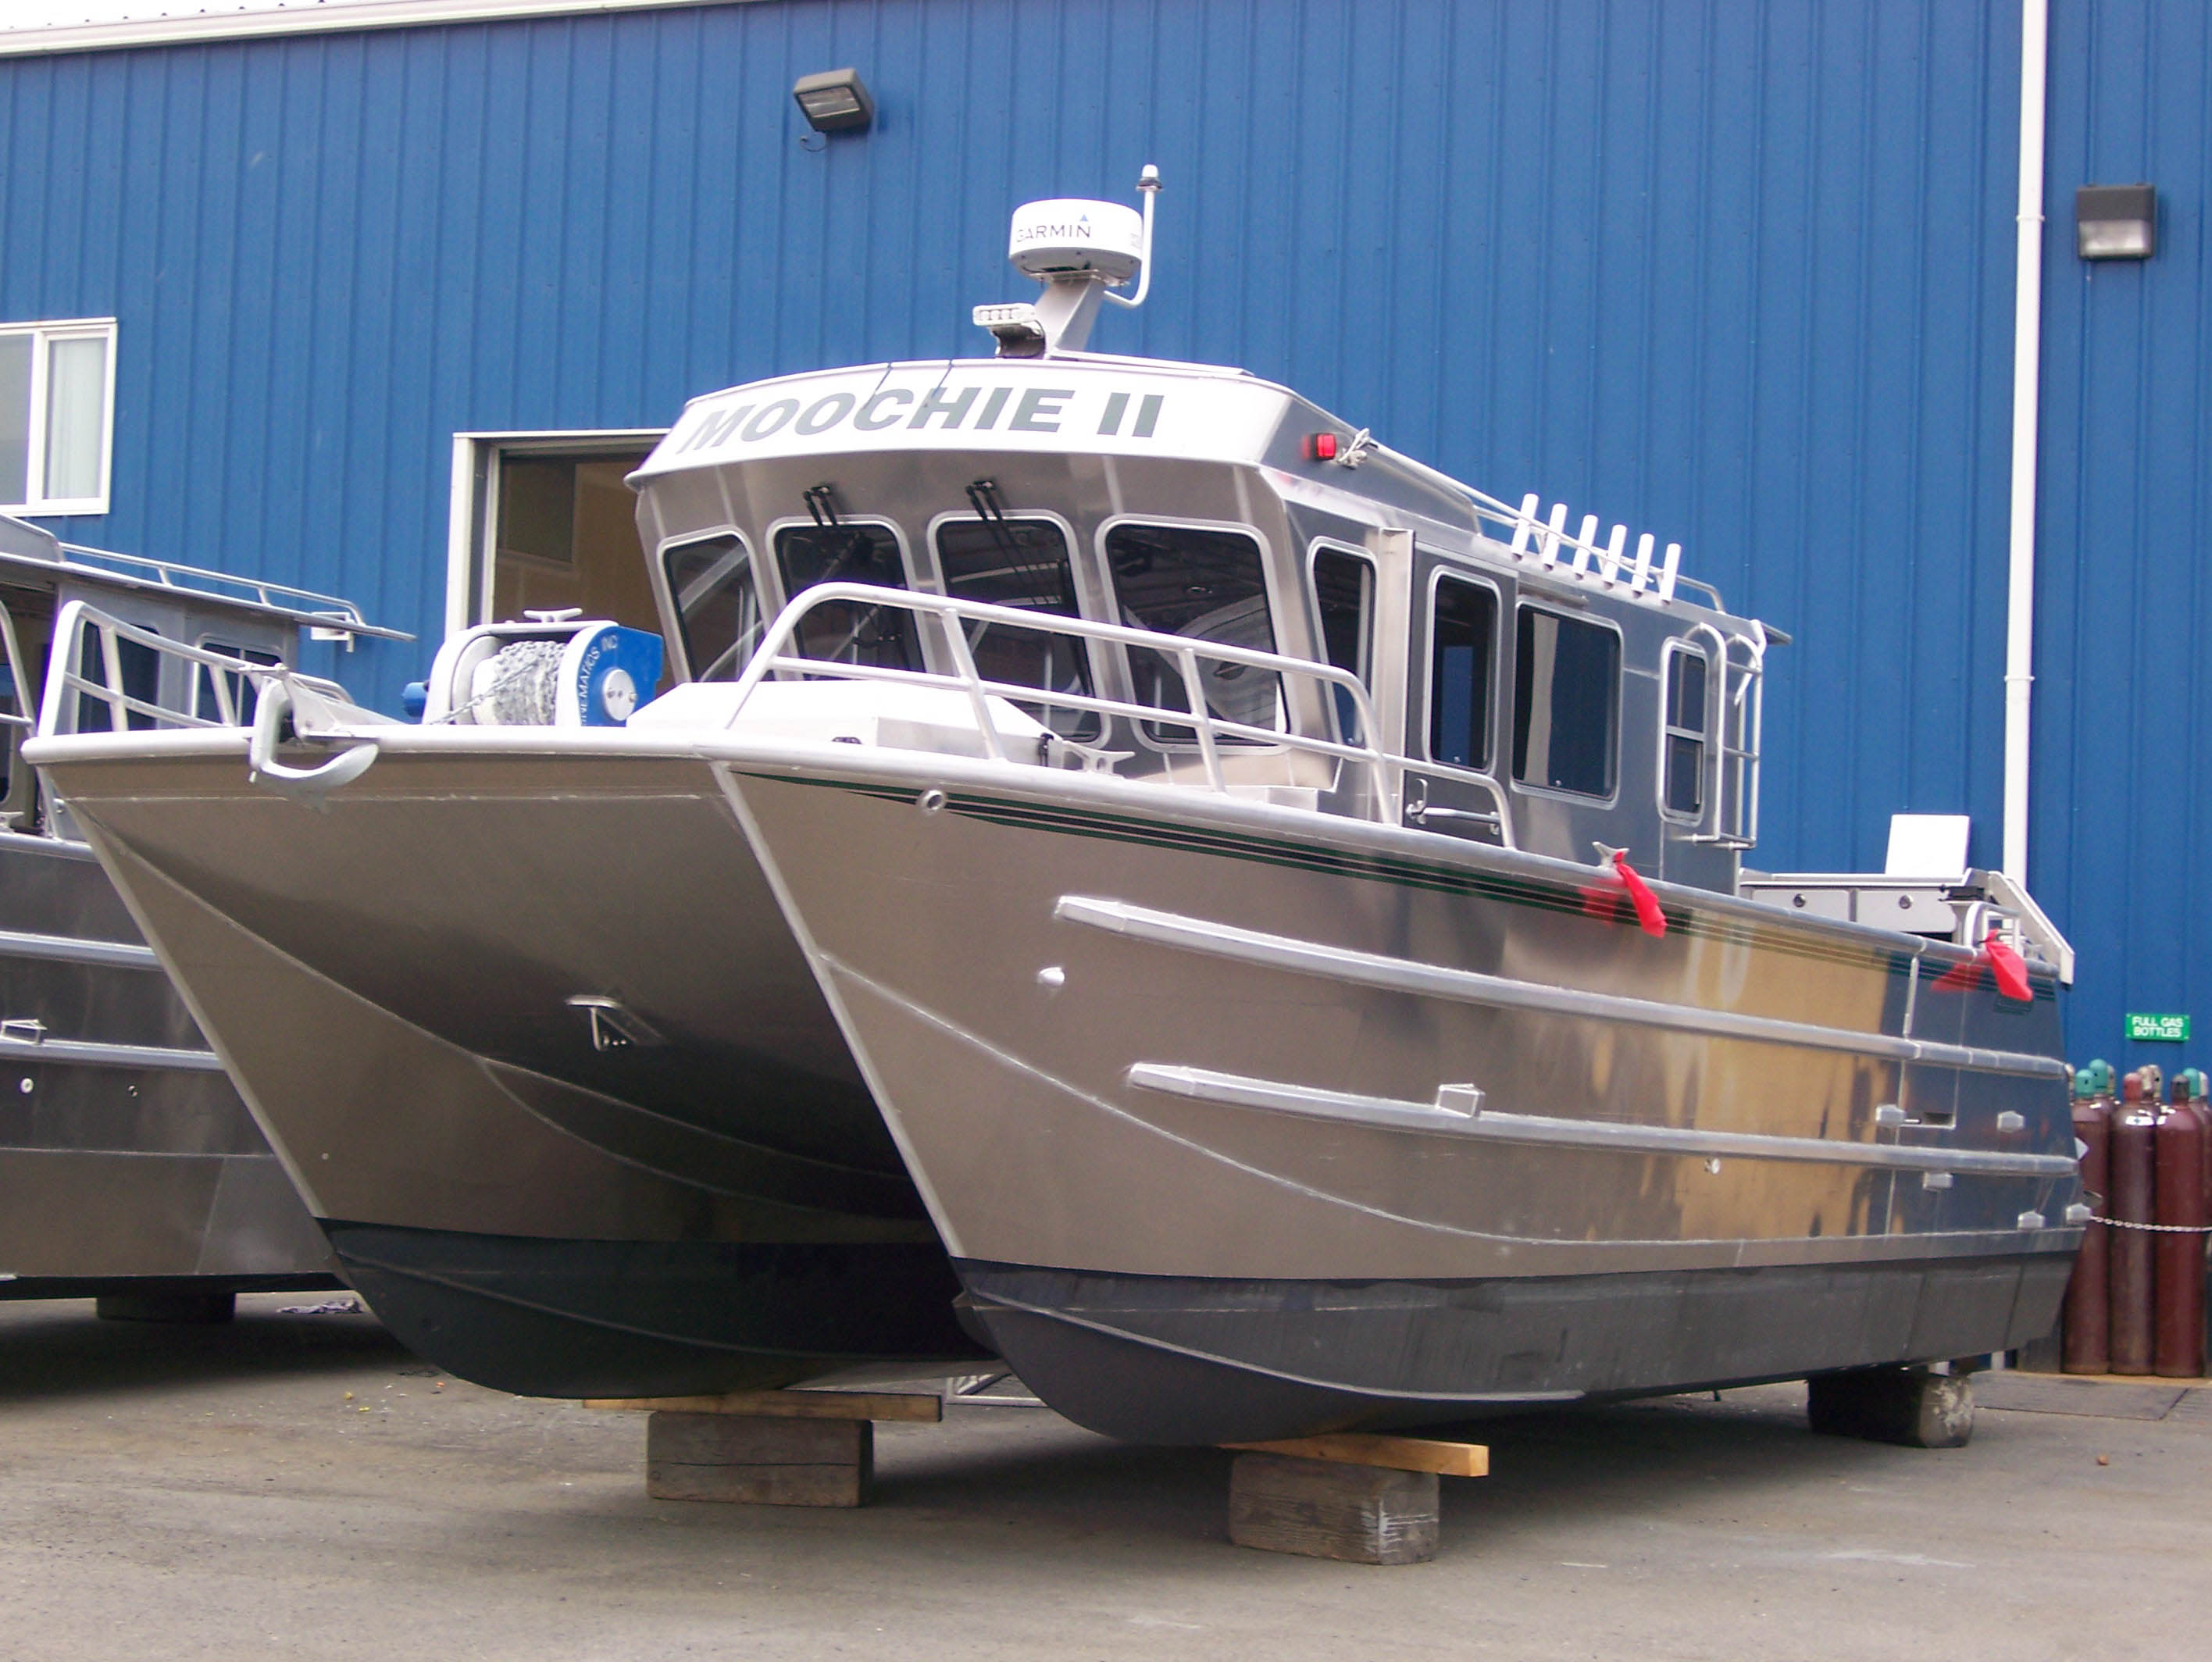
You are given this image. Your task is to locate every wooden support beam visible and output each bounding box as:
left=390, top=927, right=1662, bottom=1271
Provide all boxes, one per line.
left=646, top=1413, right=872, bottom=1507
left=583, top=1388, right=941, bottom=1423
left=1223, top=1432, right=1488, bottom=1478
left=1228, top=1453, right=1440, bottom=1565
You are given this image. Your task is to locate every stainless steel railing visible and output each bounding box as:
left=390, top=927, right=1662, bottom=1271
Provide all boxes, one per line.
left=726, top=581, right=1514, bottom=841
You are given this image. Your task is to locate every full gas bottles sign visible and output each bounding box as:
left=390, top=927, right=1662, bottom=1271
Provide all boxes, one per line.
left=2126, top=1012, right=2191, bottom=1042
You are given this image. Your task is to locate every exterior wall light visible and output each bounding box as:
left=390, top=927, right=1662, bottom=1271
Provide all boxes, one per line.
left=793, top=69, right=875, bottom=134
left=2076, top=184, right=2156, bottom=260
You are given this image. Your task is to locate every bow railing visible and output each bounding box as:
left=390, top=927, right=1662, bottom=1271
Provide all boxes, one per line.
left=726, top=582, right=1505, bottom=836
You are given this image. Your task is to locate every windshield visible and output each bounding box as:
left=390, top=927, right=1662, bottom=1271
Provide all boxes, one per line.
left=935, top=516, right=1097, bottom=736
left=1104, top=522, right=1283, bottom=739
left=773, top=522, right=922, bottom=672
left=662, top=534, right=762, bottom=680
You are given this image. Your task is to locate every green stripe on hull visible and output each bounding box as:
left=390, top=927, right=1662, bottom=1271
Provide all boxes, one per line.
left=744, top=769, right=2043, bottom=999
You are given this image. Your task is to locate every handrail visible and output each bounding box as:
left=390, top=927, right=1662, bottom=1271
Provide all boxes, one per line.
left=37, top=599, right=349, bottom=737
left=51, top=542, right=414, bottom=641
left=724, top=581, right=1458, bottom=834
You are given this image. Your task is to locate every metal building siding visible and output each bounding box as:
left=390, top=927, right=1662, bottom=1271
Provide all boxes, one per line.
left=1, top=0, right=2189, bottom=1054
left=2035, top=0, right=2212, bottom=1063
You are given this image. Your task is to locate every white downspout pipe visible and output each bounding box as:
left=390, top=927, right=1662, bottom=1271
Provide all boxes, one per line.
left=2003, top=0, right=2049, bottom=882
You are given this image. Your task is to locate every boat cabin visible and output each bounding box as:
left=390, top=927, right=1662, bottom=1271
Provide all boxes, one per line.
left=626, top=353, right=1768, bottom=897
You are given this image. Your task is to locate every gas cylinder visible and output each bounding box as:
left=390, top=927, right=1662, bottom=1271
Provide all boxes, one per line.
left=2109, top=1073, right=2159, bottom=1375
left=2154, top=1075, right=2209, bottom=1378
left=2063, top=1067, right=2114, bottom=1373
left=2187, top=1068, right=2212, bottom=1240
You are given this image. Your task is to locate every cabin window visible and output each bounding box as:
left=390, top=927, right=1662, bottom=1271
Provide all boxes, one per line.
left=1661, top=644, right=1710, bottom=818
left=933, top=517, right=1098, bottom=736
left=0, top=319, right=116, bottom=515
left=1426, top=573, right=1498, bottom=769
left=1104, top=522, right=1283, bottom=738
left=193, top=641, right=282, bottom=725
left=1511, top=606, right=1619, bottom=797
left=73, top=627, right=159, bottom=733
left=773, top=521, right=922, bottom=672
left=663, top=534, right=762, bottom=681
left=1311, top=546, right=1375, bottom=742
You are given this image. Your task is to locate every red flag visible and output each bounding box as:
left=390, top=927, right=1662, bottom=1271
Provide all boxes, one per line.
left=1611, top=853, right=1668, bottom=938
left=1931, top=931, right=2034, bottom=1000
left=1984, top=933, right=2032, bottom=1002
left=1930, top=954, right=1983, bottom=992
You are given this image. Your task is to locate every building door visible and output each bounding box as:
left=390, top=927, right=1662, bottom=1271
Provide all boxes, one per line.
left=447, top=431, right=665, bottom=636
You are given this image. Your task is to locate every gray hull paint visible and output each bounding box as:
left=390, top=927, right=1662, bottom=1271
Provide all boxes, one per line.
left=42, top=747, right=980, bottom=1389
left=0, top=830, right=337, bottom=1295
left=719, top=753, right=2079, bottom=1441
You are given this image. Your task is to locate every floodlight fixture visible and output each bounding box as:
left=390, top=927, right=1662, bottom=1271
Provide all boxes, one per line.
left=794, top=68, right=875, bottom=134
left=2076, top=184, right=2156, bottom=260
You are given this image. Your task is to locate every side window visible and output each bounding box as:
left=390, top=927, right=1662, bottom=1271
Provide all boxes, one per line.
left=1511, top=607, right=1619, bottom=797
left=1104, top=522, right=1282, bottom=736
left=772, top=521, right=921, bottom=672
left=1661, top=644, right=1710, bottom=818
left=75, top=627, right=160, bottom=733
left=1311, top=546, right=1375, bottom=742
left=1426, top=573, right=1498, bottom=770
left=194, top=640, right=282, bottom=724
left=663, top=534, right=762, bottom=682
left=934, top=517, right=1097, bottom=737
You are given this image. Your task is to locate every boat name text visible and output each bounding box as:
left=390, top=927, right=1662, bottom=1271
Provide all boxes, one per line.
left=672, top=383, right=1168, bottom=454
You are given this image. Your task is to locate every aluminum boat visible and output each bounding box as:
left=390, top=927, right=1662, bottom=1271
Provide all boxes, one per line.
left=0, top=514, right=401, bottom=1316
left=24, top=176, right=2082, bottom=1431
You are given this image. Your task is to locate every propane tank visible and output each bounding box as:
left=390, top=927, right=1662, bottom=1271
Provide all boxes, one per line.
left=2064, top=1065, right=2114, bottom=1373
left=2109, top=1072, right=2159, bottom=1375
left=2154, top=1075, right=2209, bottom=1377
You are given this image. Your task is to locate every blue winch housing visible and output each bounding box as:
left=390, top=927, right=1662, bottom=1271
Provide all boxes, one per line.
left=416, top=613, right=666, bottom=727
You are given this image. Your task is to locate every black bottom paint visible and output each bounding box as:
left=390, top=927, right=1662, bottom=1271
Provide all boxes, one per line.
left=327, top=1221, right=990, bottom=1399
left=955, top=1254, right=2074, bottom=1445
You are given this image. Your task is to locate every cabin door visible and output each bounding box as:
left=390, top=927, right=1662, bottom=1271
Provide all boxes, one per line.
left=1400, top=557, right=1511, bottom=846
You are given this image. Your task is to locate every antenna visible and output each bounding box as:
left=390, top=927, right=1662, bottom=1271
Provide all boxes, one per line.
left=1102, top=165, right=1162, bottom=310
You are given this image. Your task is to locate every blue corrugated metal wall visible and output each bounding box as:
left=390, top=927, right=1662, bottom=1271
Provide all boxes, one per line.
left=2037, top=0, right=2212, bottom=1070
left=0, top=0, right=2199, bottom=1060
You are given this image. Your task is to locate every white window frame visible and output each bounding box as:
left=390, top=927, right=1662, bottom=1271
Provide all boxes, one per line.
left=1, top=317, right=119, bottom=516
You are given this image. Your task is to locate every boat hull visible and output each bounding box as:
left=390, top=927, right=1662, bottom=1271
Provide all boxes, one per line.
left=0, top=830, right=338, bottom=1300
left=954, top=1254, right=2071, bottom=1443
left=40, top=744, right=986, bottom=1390
left=719, top=754, right=2082, bottom=1442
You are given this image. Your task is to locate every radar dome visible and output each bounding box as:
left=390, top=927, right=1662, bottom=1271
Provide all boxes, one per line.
left=1008, top=199, right=1146, bottom=284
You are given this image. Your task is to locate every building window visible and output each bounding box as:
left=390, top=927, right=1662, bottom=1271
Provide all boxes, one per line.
left=0, top=319, right=116, bottom=515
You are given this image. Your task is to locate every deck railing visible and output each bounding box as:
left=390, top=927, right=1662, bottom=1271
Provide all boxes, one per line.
left=54, top=543, right=410, bottom=640
left=726, top=582, right=1513, bottom=841
left=37, top=587, right=1518, bottom=846
left=38, top=600, right=342, bottom=736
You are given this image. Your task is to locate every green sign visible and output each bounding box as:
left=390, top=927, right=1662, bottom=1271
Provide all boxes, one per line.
left=2126, top=1012, right=2191, bottom=1043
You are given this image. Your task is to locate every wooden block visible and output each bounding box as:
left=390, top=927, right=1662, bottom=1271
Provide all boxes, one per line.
left=1807, top=1368, right=1973, bottom=1449
left=1224, top=1432, right=1488, bottom=1478
left=645, top=1412, right=872, bottom=1506
left=586, top=1388, right=940, bottom=1423
left=1228, top=1452, right=1440, bottom=1565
